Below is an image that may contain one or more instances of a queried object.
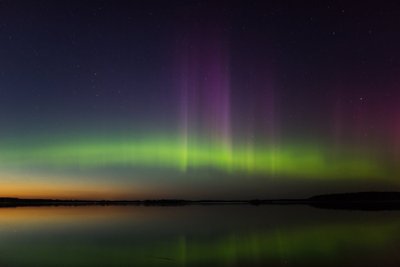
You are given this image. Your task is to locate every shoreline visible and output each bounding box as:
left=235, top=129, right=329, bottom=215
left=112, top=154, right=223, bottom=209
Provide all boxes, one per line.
left=1, top=195, right=400, bottom=210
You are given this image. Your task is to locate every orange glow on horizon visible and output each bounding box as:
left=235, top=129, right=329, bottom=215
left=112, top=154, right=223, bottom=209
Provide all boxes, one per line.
left=0, top=171, right=150, bottom=200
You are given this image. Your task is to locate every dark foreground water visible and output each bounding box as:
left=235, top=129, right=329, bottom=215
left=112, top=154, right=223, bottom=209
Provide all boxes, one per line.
left=0, top=205, right=399, bottom=267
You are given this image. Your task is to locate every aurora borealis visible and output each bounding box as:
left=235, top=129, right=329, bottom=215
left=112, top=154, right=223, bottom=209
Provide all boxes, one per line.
left=0, top=1, right=400, bottom=199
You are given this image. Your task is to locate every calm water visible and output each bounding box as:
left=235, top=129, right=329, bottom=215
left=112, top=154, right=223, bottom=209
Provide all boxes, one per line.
left=0, top=205, right=399, bottom=267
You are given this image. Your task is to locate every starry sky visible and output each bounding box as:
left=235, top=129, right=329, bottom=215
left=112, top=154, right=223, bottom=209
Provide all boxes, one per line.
left=0, top=0, right=399, bottom=199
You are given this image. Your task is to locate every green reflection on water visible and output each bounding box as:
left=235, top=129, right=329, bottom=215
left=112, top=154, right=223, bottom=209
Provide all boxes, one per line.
left=0, top=207, right=399, bottom=267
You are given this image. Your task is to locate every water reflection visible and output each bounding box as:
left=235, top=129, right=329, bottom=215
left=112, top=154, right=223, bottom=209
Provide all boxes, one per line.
left=0, top=205, right=399, bottom=266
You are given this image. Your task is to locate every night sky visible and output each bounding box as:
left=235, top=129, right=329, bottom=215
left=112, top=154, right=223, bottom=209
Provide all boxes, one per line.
left=0, top=0, right=399, bottom=199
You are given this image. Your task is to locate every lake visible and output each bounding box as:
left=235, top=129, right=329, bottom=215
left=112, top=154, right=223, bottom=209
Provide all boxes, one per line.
left=0, top=205, right=399, bottom=266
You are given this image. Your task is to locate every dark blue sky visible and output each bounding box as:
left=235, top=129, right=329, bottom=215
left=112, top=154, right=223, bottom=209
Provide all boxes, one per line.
left=0, top=1, right=399, bottom=199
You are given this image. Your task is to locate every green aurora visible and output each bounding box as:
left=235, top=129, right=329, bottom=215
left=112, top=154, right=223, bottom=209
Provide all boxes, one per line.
left=0, top=136, right=389, bottom=180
